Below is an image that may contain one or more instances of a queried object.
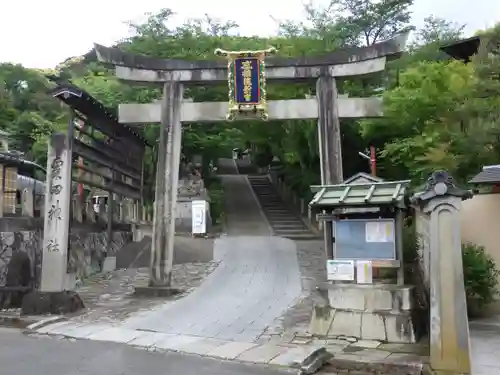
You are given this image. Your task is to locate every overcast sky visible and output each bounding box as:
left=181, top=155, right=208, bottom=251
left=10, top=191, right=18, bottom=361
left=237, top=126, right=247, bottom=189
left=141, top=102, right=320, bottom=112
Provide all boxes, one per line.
left=0, top=0, right=498, bottom=68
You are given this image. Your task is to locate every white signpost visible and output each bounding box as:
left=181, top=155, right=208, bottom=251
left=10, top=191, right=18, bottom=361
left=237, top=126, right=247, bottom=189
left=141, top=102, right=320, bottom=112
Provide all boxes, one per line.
left=191, top=200, right=207, bottom=234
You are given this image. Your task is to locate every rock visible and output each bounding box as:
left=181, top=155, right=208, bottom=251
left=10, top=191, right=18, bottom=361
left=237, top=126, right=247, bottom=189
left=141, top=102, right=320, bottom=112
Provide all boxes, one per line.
left=295, top=347, right=333, bottom=375
left=1, top=250, right=33, bottom=308
left=21, top=291, right=85, bottom=315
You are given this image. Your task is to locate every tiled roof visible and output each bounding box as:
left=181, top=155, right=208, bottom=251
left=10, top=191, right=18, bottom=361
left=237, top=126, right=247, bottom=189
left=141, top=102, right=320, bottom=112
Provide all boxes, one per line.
left=440, top=36, right=482, bottom=62
left=469, top=167, right=500, bottom=184
left=309, top=180, right=410, bottom=208
left=343, top=172, right=384, bottom=184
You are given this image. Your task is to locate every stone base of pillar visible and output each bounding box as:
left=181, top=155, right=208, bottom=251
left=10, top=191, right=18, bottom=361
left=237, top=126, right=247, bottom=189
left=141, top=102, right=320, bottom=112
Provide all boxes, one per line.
left=20, top=290, right=84, bottom=315
left=134, top=285, right=183, bottom=298
left=309, top=284, right=416, bottom=343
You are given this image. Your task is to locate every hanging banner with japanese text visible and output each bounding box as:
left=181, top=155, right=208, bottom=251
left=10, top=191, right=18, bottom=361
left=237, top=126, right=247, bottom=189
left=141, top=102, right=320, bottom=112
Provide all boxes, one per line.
left=233, top=57, right=261, bottom=105
left=214, top=47, right=276, bottom=121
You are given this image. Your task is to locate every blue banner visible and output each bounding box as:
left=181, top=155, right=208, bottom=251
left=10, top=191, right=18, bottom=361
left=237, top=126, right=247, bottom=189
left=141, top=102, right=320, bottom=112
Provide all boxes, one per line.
left=233, top=57, right=260, bottom=104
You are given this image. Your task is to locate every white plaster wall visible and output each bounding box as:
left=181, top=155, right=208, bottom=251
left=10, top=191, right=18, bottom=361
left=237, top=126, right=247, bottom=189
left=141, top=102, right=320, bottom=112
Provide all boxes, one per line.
left=461, top=193, right=500, bottom=288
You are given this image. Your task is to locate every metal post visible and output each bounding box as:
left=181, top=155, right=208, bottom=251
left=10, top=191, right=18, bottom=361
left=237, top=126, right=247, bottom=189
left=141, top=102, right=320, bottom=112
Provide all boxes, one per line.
left=370, top=145, right=377, bottom=177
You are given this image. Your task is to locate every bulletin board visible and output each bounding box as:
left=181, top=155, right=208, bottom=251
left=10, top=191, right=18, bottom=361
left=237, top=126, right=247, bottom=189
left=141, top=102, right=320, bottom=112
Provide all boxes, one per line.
left=334, top=219, right=396, bottom=260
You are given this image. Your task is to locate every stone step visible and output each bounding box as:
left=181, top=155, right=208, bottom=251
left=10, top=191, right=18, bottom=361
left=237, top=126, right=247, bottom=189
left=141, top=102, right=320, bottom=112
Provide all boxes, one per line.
left=272, top=225, right=307, bottom=230
left=269, top=219, right=305, bottom=224
left=274, top=228, right=311, bottom=233
left=247, top=177, right=319, bottom=240
left=278, top=233, right=320, bottom=240
left=268, top=217, right=299, bottom=221
left=272, top=222, right=305, bottom=227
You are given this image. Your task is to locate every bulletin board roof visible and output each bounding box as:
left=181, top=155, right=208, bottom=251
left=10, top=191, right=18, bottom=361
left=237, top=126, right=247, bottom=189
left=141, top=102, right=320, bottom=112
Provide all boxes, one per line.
left=309, top=180, right=411, bottom=209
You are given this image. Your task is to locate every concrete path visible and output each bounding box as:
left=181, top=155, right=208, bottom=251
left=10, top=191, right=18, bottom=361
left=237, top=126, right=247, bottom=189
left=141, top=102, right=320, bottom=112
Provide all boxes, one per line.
left=222, top=174, right=272, bottom=236
left=28, top=159, right=306, bottom=366
left=120, top=171, right=301, bottom=341
left=123, top=235, right=302, bottom=342
left=113, top=167, right=301, bottom=343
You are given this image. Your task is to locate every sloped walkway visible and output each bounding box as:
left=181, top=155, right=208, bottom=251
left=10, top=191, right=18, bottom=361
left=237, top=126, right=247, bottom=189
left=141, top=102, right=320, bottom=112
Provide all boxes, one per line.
left=121, top=167, right=301, bottom=341
left=27, top=159, right=319, bottom=366
left=123, top=235, right=301, bottom=342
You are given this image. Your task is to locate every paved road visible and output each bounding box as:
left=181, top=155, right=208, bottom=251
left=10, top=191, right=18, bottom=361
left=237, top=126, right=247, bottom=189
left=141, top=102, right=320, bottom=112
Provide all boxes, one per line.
left=0, top=328, right=294, bottom=375
left=470, top=322, right=500, bottom=375
left=122, top=172, right=302, bottom=342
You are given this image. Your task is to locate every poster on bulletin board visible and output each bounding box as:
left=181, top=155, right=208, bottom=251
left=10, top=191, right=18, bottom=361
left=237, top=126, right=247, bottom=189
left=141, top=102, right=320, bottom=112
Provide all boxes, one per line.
left=334, top=219, right=396, bottom=260
left=326, top=260, right=355, bottom=281
left=356, top=260, right=373, bottom=284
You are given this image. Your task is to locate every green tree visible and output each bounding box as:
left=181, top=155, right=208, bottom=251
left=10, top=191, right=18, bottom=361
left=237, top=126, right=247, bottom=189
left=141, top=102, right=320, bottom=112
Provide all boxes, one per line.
left=331, top=0, right=414, bottom=46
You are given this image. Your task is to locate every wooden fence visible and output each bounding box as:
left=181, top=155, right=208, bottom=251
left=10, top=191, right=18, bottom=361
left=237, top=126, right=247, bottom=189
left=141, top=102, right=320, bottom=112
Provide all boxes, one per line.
left=14, top=185, right=153, bottom=223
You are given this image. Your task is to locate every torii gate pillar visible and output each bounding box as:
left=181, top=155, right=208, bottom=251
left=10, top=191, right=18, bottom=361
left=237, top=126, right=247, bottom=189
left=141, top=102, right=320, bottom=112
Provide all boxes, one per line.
left=149, top=82, right=183, bottom=287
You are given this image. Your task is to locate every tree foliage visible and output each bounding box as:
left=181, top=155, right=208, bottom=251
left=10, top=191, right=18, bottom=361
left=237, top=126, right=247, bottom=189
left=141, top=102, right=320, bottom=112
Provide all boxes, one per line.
left=1, top=1, right=499, bottom=199
left=362, top=23, right=500, bottom=184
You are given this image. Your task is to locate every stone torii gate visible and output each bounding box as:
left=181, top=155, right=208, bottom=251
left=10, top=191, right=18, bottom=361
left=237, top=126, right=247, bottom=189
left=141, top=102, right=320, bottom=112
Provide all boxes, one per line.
left=94, top=34, right=409, bottom=288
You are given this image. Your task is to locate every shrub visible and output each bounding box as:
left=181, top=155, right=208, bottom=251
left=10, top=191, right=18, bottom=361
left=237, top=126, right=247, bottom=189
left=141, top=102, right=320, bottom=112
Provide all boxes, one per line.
left=404, top=223, right=500, bottom=313
left=253, top=150, right=273, bottom=168
left=207, top=179, right=225, bottom=225
left=462, top=242, right=500, bottom=310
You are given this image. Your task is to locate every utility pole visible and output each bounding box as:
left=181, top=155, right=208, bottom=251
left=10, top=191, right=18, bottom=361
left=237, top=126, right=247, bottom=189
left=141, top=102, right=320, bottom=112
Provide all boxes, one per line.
left=358, top=146, right=377, bottom=177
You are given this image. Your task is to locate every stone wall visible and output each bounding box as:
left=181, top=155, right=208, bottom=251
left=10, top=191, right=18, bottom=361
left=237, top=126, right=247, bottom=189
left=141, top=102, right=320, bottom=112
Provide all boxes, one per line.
left=0, top=218, right=132, bottom=287
left=68, top=230, right=132, bottom=283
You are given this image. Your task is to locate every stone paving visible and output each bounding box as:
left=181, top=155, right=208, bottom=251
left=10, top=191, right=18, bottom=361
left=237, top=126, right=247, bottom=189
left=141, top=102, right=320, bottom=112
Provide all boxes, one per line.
left=122, top=235, right=302, bottom=342
left=27, top=317, right=423, bottom=370
left=261, top=240, right=326, bottom=340
left=68, top=262, right=220, bottom=324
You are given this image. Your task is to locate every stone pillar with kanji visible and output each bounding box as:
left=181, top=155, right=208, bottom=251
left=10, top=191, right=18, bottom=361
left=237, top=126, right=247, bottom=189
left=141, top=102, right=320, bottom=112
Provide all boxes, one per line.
left=40, top=133, right=73, bottom=292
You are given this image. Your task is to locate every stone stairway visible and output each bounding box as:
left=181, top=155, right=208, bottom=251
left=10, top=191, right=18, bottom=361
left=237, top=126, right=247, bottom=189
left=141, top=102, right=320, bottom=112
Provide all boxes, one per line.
left=247, top=175, right=319, bottom=240
left=235, top=158, right=258, bottom=175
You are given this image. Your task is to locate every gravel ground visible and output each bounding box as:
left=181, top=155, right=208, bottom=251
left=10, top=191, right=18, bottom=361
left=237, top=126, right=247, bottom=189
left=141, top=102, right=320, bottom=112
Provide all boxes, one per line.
left=69, top=261, right=220, bottom=323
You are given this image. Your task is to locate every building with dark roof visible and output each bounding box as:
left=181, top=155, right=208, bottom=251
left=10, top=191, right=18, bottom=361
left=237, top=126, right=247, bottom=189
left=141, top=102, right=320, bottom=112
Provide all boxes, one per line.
left=439, top=36, right=482, bottom=63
